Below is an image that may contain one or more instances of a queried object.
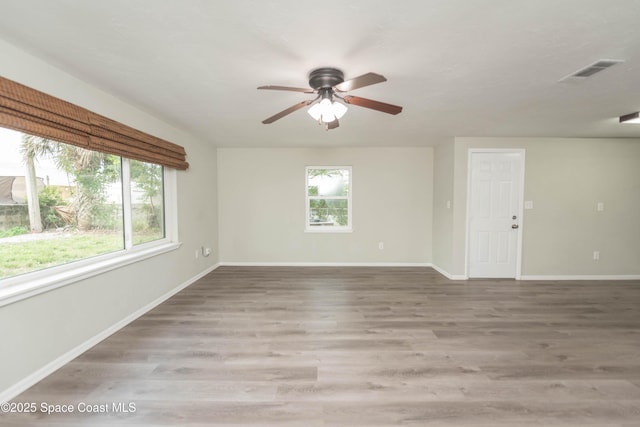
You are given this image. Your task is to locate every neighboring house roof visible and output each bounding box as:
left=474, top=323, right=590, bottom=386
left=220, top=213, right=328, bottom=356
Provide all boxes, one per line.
left=0, top=176, right=44, bottom=205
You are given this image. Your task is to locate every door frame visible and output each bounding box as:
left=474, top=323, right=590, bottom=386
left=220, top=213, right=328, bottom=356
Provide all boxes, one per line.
left=465, top=148, right=526, bottom=279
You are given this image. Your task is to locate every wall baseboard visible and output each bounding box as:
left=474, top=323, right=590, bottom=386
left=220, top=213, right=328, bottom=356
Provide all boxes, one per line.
left=219, top=261, right=432, bottom=267
left=520, top=274, right=640, bottom=281
left=219, top=263, right=640, bottom=282
left=0, top=263, right=220, bottom=403
left=430, top=264, right=469, bottom=280
left=220, top=262, right=475, bottom=280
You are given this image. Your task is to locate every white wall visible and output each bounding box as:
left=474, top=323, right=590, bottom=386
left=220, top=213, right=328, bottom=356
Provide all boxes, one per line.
left=218, top=147, right=433, bottom=264
left=0, top=39, right=218, bottom=395
left=448, top=137, right=640, bottom=277
left=432, top=140, right=455, bottom=274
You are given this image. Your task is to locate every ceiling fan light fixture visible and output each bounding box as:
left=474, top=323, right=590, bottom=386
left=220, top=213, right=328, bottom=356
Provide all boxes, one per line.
left=321, top=111, right=336, bottom=123
left=308, top=99, right=348, bottom=123
left=332, top=101, right=348, bottom=120
left=619, top=112, right=640, bottom=124
left=307, top=103, right=323, bottom=121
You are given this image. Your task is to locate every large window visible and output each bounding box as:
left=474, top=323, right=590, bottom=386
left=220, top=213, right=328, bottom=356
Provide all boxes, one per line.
left=305, top=166, right=352, bottom=232
left=0, top=127, right=167, bottom=280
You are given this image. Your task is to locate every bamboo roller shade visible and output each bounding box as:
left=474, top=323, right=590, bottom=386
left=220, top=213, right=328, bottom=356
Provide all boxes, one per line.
left=0, top=76, right=188, bottom=170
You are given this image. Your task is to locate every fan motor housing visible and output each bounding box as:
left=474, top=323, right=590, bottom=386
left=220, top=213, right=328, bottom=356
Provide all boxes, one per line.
left=308, top=68, right=344, bottom=90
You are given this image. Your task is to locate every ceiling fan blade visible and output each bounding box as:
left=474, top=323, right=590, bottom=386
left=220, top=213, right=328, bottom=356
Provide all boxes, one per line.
left=257, top=85, right=315, bottom=93
left=262, top=100, right=313, bottom=124
left=334, top=72, right=387, bottom=92
left=326, top=118, right=339, bottom=130
left=342, top=95, right=403, bottom=115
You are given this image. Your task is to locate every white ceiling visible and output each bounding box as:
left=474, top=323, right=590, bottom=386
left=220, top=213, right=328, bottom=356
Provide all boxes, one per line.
left=1, top=0, right=640, bottom=147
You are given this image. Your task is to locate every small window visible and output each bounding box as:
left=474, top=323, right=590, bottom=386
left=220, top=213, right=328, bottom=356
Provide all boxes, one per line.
left=306, top=166, right=352, bottom=232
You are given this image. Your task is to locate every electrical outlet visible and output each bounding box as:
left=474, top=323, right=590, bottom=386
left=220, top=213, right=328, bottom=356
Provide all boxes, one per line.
left=593, top=251, right=600, bottom=261
left=597, top=202, right=604, bottom=212
left=378, top=242, right=384, bottom=250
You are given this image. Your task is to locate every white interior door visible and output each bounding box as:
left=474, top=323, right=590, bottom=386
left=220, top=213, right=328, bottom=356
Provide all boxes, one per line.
left=468, top=151, right=524, bottom=278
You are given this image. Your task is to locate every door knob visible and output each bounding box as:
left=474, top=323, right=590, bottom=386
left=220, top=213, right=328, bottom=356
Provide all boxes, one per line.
left=511, top=224, right=519, bottom=229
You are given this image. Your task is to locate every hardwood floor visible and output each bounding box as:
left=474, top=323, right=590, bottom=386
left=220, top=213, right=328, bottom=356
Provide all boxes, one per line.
left=4, top=266, right=640, bottom=426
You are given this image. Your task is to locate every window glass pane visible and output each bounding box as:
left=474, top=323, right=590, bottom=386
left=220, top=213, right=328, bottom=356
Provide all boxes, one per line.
left=308, top=169, right=349, bottom=197
left=130, top=160, right=164, bottom=245
left=0, top=127, right=124, bottom=279
left=309, top=199, right=349, bottom=227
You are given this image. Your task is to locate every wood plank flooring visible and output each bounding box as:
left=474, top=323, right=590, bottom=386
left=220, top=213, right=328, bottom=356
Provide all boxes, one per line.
left=4, top=266, right=640, bottom=426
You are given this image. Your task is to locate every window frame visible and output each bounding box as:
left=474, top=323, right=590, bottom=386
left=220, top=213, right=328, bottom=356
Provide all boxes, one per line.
left=123, top=158, right=168, bottom=248
left=0, top=163, right=179, bottom=308
left=305, top=166, right=352, bottom=233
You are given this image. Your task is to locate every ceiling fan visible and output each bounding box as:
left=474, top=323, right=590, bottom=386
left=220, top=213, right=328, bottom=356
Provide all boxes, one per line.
left=258, top=67, right=403, bottom=130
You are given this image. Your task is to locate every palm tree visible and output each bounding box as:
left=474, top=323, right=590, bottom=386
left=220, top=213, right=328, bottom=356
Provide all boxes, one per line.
left=57, top=145, right=119, bottom=230
left=20, top=135, right=57, bottom=233
left=21, top=135, right=119, bottom=231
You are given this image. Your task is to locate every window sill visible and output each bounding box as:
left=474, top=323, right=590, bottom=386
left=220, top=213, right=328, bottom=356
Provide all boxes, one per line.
left=305, top=228, right=353, bottom=233
left=0, top=241, right=181, bottom=308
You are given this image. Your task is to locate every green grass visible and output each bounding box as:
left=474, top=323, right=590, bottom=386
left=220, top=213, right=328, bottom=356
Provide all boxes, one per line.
left=0, top=226, right=29, bottom=238
left=0, top=233, right=124, bottom=279
left=0, top=229, right=165, bottom=280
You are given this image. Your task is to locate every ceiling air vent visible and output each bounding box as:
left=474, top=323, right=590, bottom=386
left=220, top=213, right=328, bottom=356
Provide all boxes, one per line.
left=560, top=59, right=624, bottom=82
